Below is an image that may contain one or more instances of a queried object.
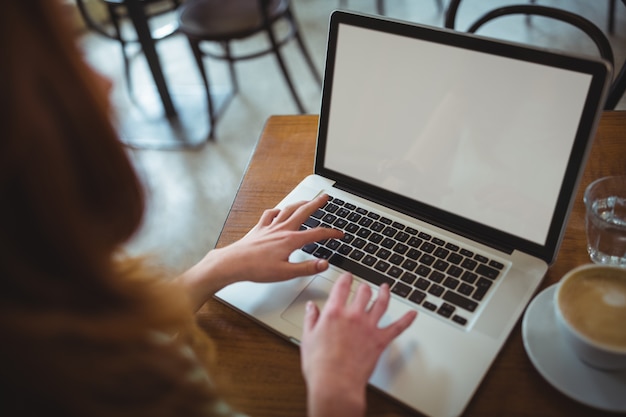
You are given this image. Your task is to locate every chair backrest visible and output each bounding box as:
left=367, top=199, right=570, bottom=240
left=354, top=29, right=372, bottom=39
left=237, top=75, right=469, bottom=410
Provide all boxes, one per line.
left=445, top=1, right=615, bottom=68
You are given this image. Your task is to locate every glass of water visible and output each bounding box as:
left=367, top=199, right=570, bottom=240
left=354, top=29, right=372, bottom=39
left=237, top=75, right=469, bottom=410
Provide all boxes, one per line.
left=584, top=175, right=626, bottom=267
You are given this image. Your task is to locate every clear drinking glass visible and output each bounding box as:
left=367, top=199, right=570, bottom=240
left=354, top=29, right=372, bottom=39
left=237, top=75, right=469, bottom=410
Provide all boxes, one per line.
left=584, top=175, right=626, bottom=267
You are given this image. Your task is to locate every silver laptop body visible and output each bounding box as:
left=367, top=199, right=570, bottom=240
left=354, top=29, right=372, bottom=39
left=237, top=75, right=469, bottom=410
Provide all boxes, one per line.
left=216, top=11, right=610, bottom=417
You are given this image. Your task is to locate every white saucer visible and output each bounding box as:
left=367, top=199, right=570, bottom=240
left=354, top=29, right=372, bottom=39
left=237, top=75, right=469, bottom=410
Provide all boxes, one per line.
left=522, top=284, right=626, bottom=413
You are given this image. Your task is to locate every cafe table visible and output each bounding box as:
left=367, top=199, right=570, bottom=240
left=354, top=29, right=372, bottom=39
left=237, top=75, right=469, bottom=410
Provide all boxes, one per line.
left=197, top=111, right=626, bottom=416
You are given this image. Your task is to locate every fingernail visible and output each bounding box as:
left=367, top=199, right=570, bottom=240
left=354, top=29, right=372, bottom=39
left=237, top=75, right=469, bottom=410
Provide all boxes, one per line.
left=316, top=259, right=328, bottom=271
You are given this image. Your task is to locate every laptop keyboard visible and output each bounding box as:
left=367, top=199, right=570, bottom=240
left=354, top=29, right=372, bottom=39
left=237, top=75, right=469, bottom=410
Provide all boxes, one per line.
left=299, top=195, right=505, bottom=327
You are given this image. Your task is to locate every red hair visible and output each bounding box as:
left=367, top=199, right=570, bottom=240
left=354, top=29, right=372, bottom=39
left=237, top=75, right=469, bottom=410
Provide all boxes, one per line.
left=0, top=2, right=225, bottom=415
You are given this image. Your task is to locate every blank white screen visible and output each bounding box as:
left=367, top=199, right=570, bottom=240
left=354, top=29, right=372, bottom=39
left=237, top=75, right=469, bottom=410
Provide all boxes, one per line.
left=324, top=25, right=592, bottom=245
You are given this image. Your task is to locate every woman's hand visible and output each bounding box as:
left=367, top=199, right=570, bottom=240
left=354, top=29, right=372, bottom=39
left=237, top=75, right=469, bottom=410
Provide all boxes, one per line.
left=177, top=194, right=343, bottom=310
left=300, top=273, right=417, bottom=417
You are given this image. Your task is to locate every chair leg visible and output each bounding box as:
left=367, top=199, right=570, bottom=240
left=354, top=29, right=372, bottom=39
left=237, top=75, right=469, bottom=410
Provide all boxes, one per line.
left=188, top=38, right=218, bottom=139
left=286, top=8, right=322, bottom=86
left=222, top=42, right=239, bottom=95
left=264, top=25, right=306, bottom=113
left=107, top=4, right=133, bottom=97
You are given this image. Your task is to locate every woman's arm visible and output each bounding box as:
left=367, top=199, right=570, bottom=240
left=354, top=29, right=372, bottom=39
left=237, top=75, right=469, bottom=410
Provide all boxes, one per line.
left=176, top=194, right=343, bottom=311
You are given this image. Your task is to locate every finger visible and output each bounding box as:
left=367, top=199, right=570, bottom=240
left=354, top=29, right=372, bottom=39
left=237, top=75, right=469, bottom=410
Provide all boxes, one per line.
left=257, top=208, right=281, bottom=227
left=280, top=194, right=329, bottom=227
left=273, top=199, right=310, bottom=223
left=302, top=300, right=320, bottom=334
left=274, top=258, right=331, bottom=281
left=368, top=283, right=391, bottom=319
left=326, top=273, right=353, bottom=308
left=380, top=310, right=418, bottom=343
left=351, top=283, right=372, bottom=311
left=293, top=226, right=343, bottom=248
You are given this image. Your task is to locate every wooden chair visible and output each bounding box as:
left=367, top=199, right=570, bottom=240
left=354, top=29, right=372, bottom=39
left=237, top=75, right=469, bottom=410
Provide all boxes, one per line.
left=444, top=1, right=624, bottom=110
left=338, top=0, right=444, bottom=16
left=76, top=0, right=181, bottom=97
left=178, top=0, right=321, bottom=139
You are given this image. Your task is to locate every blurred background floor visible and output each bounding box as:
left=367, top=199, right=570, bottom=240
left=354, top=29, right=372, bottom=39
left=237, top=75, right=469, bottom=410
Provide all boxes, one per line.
left=77, top=0, right=626, bottom=274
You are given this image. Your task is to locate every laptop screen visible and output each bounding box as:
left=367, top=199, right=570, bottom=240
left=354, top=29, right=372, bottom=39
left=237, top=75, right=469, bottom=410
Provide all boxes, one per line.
left=316, top=12, right=610, bottom=262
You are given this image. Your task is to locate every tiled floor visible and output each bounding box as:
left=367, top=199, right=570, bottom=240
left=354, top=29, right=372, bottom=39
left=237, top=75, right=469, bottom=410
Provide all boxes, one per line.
left=78, top=0, right=626, bottom=274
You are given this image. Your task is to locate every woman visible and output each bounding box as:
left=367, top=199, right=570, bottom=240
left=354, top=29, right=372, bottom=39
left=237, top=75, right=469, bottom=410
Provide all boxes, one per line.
left=0, top=2, right=416, bottom=417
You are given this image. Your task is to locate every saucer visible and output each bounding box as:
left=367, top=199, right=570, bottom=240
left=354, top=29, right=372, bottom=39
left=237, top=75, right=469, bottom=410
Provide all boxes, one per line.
left=522, top=284, right=626, bottom=412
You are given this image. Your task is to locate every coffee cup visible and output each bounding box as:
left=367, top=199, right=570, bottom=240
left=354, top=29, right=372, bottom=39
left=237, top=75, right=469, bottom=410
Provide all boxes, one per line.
left=554, top=264, right=626, bottom=371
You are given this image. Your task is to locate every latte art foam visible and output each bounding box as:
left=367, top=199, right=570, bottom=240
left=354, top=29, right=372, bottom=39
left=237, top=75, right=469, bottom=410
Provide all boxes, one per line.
left=558, top=270, right=626, bottom=350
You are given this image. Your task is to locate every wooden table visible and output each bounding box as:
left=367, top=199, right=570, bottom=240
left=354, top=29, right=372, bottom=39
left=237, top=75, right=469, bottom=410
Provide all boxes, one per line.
left=197, top=112, right=626, bottom=416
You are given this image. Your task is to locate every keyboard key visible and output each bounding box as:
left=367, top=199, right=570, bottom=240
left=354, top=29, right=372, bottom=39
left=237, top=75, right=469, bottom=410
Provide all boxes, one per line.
left=407, top=237, right=422, bottom=248
left=325, top=203, right=339, bottom=213
left=363, top=255, right=376, bottom=266
left=388, top=266, right=403, bottom=278
left=313, top=247, right=332, bottom=259
left=443, top=290, right=478, bottom=312
left=420, top=254, right=435, bottom=266
left=369, top=233, right=383, bottom=243
left=374, top=260, right=390, bottom=273
left=437, top=302, right=455, bottom=318
left=418, top=232, right=432, bottom=240
left=329, top=254, right=394, bottom=286
left=382, top=226, right=398, bottom=237
left=393, top=243, right=409, bottom=255
left=428, top=284, right=444, bottom=296
left=445, top=243, right=460, bottom=251
left=401, top=272, right=417, bottom=285
left=304, top=218, right=321, bottom=228
left=447, top=253, right=463, bottom=265
left=432, top=237, right=446, bottom=246
left=433, top=259, right=449, bottom=272
left=421, top=242, right=436, bottom=253
left=489, top=260, right=505, bottom=270
left=423, top=301, right=437, bottom=311
left=392, top=221, right=405, bottom=230
left=434, top=247, right=450, bottom=259
left=458, top=283, right=474, bottom=296
left=392, top=282, right=411, bottom=297
left=476, top=264, right=500, bottom=280
left=443, top=277, right=460, bottom=290
left=452, top=315, right=468, bottom=326
left=461, top=270, right=478, bottom=284
left=447, top=265, right=463, bottom=278
left=302, top=243, right=317, bottom=254
left=364, top=243, right=378, bottom=254
left=371, top=222, right=385, bottom=232
left=389, top=254, right=403, bottom=265
left=430, top=271, right=445, bottom=283
left=381, top=238, right=395, bottom=249
left=474, top=254, right=489, bottom=263
left=409, top=289, right=426, bottom=304
left=406, top=249, right=421, bottom=260
left=349, top=250, right=364, bottom=261
left=401, top=259, right=417, bottom=271
left=415, top=277, right=430, bottom=290
left=395, top=232, right=410, bottom=242
left=416, top=265, right=431, bottom=277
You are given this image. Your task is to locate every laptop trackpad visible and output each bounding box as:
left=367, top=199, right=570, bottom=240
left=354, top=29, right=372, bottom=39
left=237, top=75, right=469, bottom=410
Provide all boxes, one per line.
left=281, top=275, right=336, bottom=330
left=281, top=274, right=403, bottom=335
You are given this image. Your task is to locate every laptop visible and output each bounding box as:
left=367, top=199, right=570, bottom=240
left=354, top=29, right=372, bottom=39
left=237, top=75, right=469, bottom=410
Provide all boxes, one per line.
left=216, top=10, right=610, bottom=417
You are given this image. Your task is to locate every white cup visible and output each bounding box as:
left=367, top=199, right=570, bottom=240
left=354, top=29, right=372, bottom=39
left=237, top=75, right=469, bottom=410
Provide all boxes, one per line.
left=554, top=264, right=626, bottom=371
